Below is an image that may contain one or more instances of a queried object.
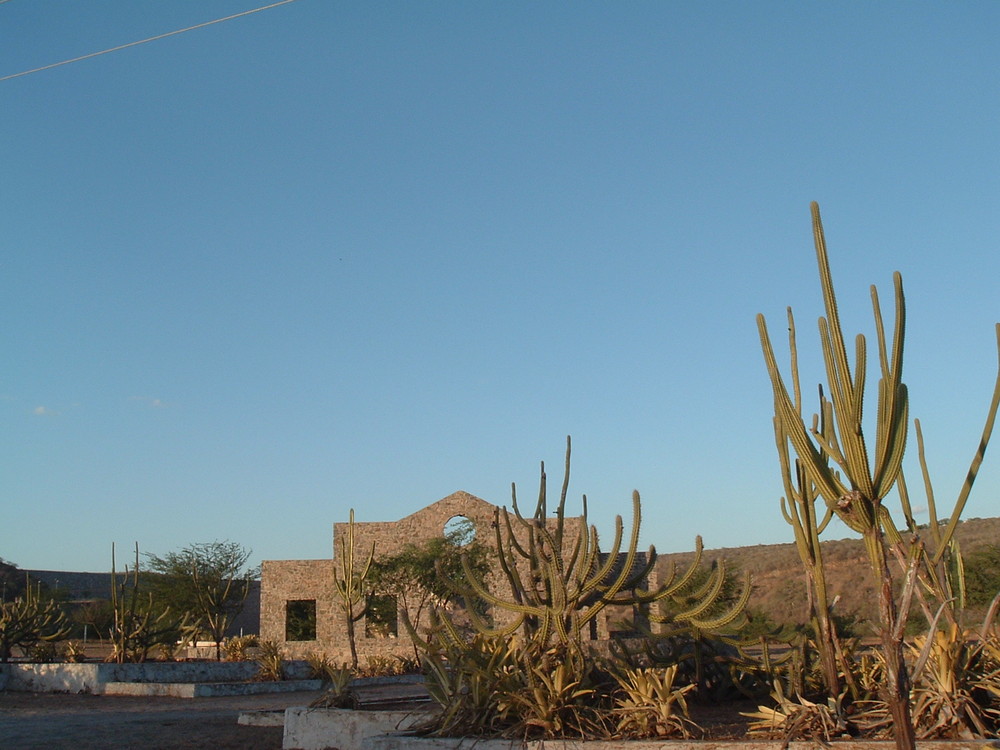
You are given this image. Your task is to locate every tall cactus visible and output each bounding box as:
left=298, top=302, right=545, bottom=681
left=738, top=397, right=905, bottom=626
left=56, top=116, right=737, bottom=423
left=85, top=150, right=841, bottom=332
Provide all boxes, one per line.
left=771, top=307, right=850, bottom=702
left=757, top=202, right=1000, bottom=750
left=447, top=437, right=748, bottom=650
left=333, top=508, right=375, bottom=670
left=409, top=438, right=749, bottom=739
left=108, top=543, right=188, bottom=663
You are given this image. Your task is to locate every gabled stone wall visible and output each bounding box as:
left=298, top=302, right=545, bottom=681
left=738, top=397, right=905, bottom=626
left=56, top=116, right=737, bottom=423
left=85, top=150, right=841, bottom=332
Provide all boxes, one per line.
left=260, top=491, right=620, bottom=664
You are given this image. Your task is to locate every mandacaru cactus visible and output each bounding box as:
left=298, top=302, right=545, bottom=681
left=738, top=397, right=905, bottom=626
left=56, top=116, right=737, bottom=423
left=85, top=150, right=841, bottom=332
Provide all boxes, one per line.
left=332, top=508, right=375, bottom=670
left=108, top=543, right=190, bottom=663
left=757, top=202, right=1000, bottom=750
left=770, top=306, right=851, bottom=702
left=0, top=577, right=70, bottom=662
left=442, top=436, right=749, bottom=650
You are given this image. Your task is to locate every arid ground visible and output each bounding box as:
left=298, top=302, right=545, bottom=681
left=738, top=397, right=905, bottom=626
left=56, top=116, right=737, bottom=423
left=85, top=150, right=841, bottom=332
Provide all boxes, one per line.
left=0, top=688, right=760, bottom=749
left=0, top=689, right=314, bottom=750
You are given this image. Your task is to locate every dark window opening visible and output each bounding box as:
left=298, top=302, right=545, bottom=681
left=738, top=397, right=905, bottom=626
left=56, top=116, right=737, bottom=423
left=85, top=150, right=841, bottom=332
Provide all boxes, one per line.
left=285, top=599, right=317, bottom=641
left=365, top=594, right=398, bottom=637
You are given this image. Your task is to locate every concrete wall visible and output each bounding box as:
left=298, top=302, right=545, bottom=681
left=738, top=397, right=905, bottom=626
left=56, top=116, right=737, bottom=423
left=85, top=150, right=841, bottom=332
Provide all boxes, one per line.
left=284, top=706, right=434, bottom=750
left=1, top=660, right=315, bottom=693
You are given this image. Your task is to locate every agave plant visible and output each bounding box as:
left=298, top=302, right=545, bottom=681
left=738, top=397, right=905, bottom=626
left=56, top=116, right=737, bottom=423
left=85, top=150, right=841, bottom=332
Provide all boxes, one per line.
left=498, top=641, right=609, bottom=740
left=222, top=633, right=258, bottom=661
left=908, top=624, right=998, bottom=738
left=254, top=639, right=285, bottom=681
left=612, top=665, right=699, bottom=739
left=412, top=617, right=521, bottom=737
left=61, top=639, right=87, bottom=663
left=309, top=653, right=356, bottom=708
left=743, top=681, right=854, bottom=742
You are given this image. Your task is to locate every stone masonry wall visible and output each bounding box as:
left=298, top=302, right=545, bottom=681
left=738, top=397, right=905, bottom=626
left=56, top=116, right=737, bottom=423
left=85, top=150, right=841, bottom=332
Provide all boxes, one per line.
left=259, top=558, right=337, bottom=660
left=261, top=491, right=608, bottom=665
left=331, top=491, right=505, bottom=662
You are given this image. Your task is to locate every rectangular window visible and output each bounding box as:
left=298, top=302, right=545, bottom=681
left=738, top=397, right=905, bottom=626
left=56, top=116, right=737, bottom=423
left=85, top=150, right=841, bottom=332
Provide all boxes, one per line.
left=285, top=600, right=317, bottom=641
left=365, top=594, right=398, bottom=637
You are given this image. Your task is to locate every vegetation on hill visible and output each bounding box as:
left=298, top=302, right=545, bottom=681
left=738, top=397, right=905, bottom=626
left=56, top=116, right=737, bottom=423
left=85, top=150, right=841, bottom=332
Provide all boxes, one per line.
left=658, top=516, right=1000, bottom=631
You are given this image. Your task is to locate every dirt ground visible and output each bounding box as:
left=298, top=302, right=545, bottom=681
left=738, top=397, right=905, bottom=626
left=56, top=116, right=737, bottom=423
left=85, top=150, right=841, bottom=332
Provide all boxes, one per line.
left=0, top=689, right=323, bottom=750
left=0, top=687, right=761, bottom=750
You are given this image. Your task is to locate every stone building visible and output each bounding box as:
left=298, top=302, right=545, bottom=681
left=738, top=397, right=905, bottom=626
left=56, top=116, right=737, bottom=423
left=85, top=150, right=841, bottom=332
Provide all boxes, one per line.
left=259, top=491, right=647, bottom=663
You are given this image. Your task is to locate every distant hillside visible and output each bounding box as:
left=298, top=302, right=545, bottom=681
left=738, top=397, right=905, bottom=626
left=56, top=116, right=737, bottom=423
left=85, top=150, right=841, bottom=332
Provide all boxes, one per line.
left=656, top=516, right=1000, bottom=628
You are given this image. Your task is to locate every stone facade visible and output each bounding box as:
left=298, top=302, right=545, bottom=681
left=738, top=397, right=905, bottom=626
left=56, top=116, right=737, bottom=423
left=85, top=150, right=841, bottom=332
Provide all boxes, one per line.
left=259, top=491, right=638, bottom=663
left=261, top=491, right=505, bottom=661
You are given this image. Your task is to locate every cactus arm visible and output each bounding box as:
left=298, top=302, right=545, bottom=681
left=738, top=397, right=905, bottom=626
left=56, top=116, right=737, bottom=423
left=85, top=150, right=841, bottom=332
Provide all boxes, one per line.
left=760, top=314, right=850, bottom=514
left=687, top=571, right=753, bottom=631
left=554, top=436, right=571, bottom=553
left=563, top=509, right=586, bottom=582
left=497, top=518, right=529, bottom=607
left=932, top=323, right=1000, bottom=563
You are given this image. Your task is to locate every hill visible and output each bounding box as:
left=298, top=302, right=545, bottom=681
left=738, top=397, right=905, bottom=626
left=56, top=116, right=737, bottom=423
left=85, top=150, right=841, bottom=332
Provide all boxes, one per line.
left=656, top=516, right=1000, bottom=630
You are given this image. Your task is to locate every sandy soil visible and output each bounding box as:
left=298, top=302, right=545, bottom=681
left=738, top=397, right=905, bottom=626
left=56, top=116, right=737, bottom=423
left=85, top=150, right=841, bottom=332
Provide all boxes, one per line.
left=0, top=689, right=324, bottom=750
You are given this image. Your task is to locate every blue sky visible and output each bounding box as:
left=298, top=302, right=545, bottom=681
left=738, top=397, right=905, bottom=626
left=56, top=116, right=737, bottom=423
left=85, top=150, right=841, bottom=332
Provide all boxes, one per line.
left=3, top=1, right=999, bottom=573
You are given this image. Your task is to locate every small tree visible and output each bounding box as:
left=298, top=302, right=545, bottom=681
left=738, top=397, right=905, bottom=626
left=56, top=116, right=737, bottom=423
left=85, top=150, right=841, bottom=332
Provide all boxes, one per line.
left=144, top=541, right=257, bottom=660
left=368, top=524, right=492, bottom=657
left=333, top=508, right=375, bottom=670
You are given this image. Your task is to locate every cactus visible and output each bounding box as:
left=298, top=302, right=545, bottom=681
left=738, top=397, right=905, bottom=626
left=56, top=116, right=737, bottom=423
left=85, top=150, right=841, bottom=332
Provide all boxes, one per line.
left=107, top=543, right=190, bottom=663
left=444, top=437, right=748, bottom=650
left=770, top=307, right=852, bottom=702
left=332, top=508, right=375, bottom=670
left=409, top=438, right=747, bottom=739
left=0, top=577, right=69, bottom=662
left=757, top=202, right=1000, bottom=750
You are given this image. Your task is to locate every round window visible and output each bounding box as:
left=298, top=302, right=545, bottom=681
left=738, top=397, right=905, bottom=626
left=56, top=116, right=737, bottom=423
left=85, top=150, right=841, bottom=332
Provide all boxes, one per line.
left=443, top=515, right=476, bottom=546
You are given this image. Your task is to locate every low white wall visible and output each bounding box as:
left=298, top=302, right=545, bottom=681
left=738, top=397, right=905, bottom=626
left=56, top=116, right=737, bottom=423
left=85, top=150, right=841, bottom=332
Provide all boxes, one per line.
left=3, top=660, right=313, bottom=693
left=283, top=707, right=433, bottom=750
left=5, top=664, right=104, bottom=693
left=103, top=678, right=323, bottom=697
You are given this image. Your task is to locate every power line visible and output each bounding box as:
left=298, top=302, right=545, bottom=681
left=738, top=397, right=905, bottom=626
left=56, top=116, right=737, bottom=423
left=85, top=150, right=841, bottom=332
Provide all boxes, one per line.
left=1, top=0, right=301, bottom=83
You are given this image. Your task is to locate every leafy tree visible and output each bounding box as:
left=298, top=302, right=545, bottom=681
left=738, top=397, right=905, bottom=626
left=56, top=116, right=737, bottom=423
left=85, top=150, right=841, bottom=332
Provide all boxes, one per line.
left=368, top=523, right=492, bottom=654
left=144, top=541, right=258, bottom=660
